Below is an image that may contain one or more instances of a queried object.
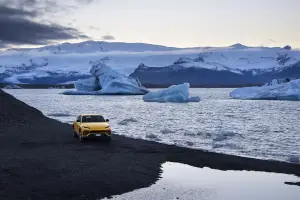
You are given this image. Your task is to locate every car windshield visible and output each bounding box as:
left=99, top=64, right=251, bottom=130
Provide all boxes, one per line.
left=82, top=115, right=105, bottom=123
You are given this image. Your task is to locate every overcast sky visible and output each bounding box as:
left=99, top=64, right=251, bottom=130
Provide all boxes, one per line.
left=1, top=0, right=300, bottom=48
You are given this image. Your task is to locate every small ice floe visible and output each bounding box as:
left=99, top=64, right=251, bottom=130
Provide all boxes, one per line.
left=47, top=113, right=73, bottom=117
left=212, top=143, right=241, bottom=150
left=118, top=118, right=138, bottom=125
left=63, top=58, right=148, bottom=95
left=213, top=131, right=239, bottom=142
left=146, top=133, right=159, bottom=140
left=161, top=128, right=175, bottom=134
left=3, top=84, right=22, bottom=89
left=287, top=155, right=299, bottom=164
left=143, top=83, right=200, bottom=103
left=230, top=78, right=300, bottom=100
left=183, top=132, right=196, bottom=137
left=185, top=141, right=194, bottom=146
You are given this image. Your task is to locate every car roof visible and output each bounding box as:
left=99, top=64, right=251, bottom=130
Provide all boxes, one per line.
left=80, top=114, right=102, bottom=116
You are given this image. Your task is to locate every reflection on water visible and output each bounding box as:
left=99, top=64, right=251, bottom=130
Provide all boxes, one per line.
left=102, top=162, right=300, bottom=200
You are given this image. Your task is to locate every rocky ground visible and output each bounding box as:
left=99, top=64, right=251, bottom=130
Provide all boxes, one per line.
left=0, top=89, right=299, bottom=200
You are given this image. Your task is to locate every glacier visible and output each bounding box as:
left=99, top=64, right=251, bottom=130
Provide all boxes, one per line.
left=1, top=41, right=300, bottom=85
left=230, top=78, right=300, bottom=100
left=143, top=83, right=200, bottom=103
left=63, top=59, right=149, bottom=95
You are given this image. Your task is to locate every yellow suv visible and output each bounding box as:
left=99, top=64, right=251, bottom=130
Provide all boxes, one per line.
left=73, top=114, right=112, bottom=142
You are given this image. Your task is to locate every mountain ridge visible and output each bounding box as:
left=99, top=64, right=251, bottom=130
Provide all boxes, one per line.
left=1, top=40, right=299, bottom=85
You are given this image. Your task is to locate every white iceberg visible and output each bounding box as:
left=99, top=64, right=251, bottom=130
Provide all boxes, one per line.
left=230, top=78, right=300, bottom=100
left=74, top=77, right=99, bottom=92
left=63, top=58, right=148, bottom=95
left=143, top=83, right=200, bottom=103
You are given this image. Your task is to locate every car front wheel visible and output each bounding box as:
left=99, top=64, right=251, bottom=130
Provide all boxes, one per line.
left=73, top=130, right=77, bottom=138
left=78, top=129, right=84, bottom=142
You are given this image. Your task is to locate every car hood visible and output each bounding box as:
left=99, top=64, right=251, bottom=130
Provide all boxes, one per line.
left=81, top=122, right=109, bottom=130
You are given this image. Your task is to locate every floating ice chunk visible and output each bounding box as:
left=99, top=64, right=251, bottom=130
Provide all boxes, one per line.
left=188, top=96, right=201, bottom=102
left=66, top=59, right=148, bottom=95
left=230, top=79, right=300, bottom=100
left=287, top=155, right=299, bottom=164
left=143, top=83, right=200, bottom=103
left=213, top=131, right=239, bottom=142
left=118, top=118, right=138, bottom=125
left=146, top=133, right=158, bottom=139
left=185, top=141, right=194, bottom=146
left=161, top=128, right=175, bottom=134
left=184, top=132, right=196, bottom=137
left=74, top=77, right=99, bottom=91
left=98, top=74, right=149, bottom=95
left=212, top=143, right=241, bottom=150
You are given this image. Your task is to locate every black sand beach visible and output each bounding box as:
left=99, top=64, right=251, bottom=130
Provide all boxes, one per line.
left=0, top=89, right=299, bottom=200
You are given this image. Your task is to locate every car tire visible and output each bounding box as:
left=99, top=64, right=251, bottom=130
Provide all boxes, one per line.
left=73, top=130, right=77, bottom=138
left=78, top=129, right=84, bottom=143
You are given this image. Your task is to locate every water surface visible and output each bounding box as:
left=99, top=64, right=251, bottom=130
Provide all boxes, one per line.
left=102, top=162, right=300, bottom=200
left=5, top=88, right=300, bottom=162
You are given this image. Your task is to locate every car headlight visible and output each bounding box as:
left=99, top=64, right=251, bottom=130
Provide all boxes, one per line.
left=105, top=126, right=110, bottom=129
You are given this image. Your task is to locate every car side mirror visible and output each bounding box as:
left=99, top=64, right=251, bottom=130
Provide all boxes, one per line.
left=106, top=119, right=109, bottom=122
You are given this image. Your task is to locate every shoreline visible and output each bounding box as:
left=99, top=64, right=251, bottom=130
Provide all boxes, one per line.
left=0, top=89, right=299, bottom=200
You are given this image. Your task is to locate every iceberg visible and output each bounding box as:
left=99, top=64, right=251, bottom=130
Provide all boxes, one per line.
left=230, top=78, right=300, bottom=100
left=143, top=83, right=200, bottom=103
left=63, top=58, right=149, bottom=95
left=74, top=77, right=99, bottom=92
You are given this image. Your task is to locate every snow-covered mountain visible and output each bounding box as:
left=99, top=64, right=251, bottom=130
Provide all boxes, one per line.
left=0, top=41, right=299, bottom=85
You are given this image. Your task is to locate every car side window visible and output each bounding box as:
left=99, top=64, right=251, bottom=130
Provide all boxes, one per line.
left=76, top=116, right=81, bottom=122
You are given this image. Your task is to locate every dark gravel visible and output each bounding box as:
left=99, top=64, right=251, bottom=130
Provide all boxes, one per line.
left=0, top=89, right=299, bottom=200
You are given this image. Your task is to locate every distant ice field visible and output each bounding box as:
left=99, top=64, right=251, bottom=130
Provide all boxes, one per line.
left=5, top=88, right=300, bottom=163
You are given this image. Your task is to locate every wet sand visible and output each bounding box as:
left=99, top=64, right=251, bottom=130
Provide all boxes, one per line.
left=0, top=89, right=299, bottom=200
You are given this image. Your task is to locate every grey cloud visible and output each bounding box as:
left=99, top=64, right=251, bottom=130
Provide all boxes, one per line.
left=0, top=16, right=88, bottom=45
left=0, top=5, right=37, bottom=17
left=101, top=35, right=115, bottom=40
left=0, top=1, right=93, bottom=47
